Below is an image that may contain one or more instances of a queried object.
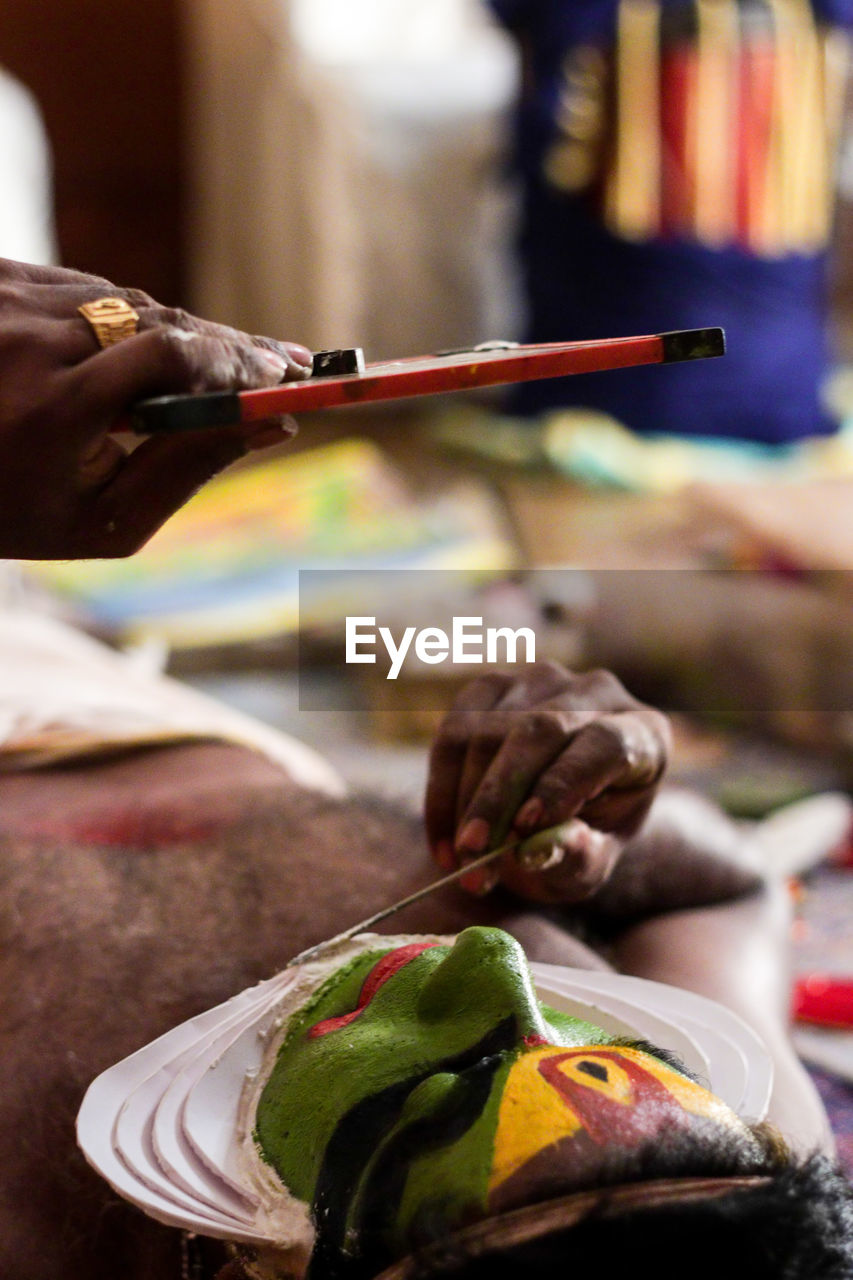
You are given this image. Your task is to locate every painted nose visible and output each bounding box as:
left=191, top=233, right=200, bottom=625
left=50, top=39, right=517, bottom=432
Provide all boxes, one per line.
left=416, top=926, right=549, bottom=1041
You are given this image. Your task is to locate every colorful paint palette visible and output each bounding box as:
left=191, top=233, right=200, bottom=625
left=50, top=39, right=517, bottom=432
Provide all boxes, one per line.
left=77, top=954, right=772, bottom=1248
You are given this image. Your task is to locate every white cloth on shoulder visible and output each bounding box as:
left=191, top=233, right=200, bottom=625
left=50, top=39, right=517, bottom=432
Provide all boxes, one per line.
left=0, top=607, right=344, bottom=795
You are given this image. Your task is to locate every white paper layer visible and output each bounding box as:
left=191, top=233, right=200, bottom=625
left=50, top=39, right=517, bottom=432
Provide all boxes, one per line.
left=77, top=961, right=773, bottom=1247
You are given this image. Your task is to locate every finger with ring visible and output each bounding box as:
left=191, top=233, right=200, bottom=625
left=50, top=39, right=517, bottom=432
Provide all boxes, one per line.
left=78, top=297, right=140, bottom=348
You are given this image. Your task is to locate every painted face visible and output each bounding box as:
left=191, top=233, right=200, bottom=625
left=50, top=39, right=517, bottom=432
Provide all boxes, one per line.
left=254, top=928, right=744, bottom=1268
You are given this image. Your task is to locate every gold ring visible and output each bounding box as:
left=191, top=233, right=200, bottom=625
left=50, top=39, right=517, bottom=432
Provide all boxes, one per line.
left=78, top=297, right=140, bottom=348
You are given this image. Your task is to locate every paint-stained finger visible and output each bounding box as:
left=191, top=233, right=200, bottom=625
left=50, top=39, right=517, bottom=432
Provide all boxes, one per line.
left=578, top=783, right=658, bottom=843
left=86, top=429, right=250, bottom=556
left=503, top=819, right=622, bottom=904
left=424, top=673, right=516, bottom=867
left=513, top=712, right=669, bottom=836
left=67, top=326, right=295, bottom=445
left=450, top=663, right=582, bottom=853
left=453, top=703, right=591, bottom=856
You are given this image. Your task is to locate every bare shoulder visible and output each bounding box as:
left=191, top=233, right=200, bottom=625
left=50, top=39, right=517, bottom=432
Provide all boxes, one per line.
left=585, top=786, right=766, bottom=926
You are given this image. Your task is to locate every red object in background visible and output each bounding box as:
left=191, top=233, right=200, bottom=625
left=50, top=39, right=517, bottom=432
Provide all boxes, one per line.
left=659, top=46, right=696, bottom=237
left=831, top=830, right=853, bottom=870
left=793, top=976, right=853, bottom=1029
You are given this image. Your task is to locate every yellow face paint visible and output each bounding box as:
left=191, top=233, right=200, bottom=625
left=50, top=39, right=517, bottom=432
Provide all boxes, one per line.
left=610, top=1045, right=740, bottom=1120
left=490, top=1045, right=743, bottom=1194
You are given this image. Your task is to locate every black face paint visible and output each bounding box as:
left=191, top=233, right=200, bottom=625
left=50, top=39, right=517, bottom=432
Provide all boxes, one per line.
left=578, top=1061, right=610, bottom=1083
left=308, top=1018, right=518, bottom=1280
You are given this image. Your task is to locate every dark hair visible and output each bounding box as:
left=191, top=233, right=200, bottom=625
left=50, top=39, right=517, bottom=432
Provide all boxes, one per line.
left=368, top=1129, right=853, bottom=1280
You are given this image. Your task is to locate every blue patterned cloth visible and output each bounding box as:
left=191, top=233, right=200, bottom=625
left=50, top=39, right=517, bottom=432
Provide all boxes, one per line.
left=808, top=1066, right=853, bottom=1178
left=490, top=0, right=852, bottom=442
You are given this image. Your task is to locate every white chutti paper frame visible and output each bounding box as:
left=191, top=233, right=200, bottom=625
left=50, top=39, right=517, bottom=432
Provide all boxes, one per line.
left=77, top=961, right=773, bottom=1247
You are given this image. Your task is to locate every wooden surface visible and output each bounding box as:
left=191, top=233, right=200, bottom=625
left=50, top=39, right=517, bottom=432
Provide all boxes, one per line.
left=0, top=0, right=185, bottom=301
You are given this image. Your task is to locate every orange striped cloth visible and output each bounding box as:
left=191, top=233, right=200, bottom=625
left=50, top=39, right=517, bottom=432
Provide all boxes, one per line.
left=543, top=0, right=848, bottom=257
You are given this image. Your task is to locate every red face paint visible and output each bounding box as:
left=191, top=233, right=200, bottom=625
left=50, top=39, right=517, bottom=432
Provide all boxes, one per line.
left=537, top=1049, right=697, bottom=1146
left=308, top=943, right=440, bottom=1038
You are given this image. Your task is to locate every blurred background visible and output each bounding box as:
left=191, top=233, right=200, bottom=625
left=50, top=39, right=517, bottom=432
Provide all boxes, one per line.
left=3, top=0, right=853, bottom=358
left=0, top=0, right=520, bottom=353
left=1, top=0, right=853, bottom=1147
left=1, top=0, right=851, bottom=764
left=2, top=0, right=851, bottom=763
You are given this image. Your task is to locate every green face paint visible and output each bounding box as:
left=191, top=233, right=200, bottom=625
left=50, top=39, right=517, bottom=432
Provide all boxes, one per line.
left=253, top=928, right=611, bottom=1263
